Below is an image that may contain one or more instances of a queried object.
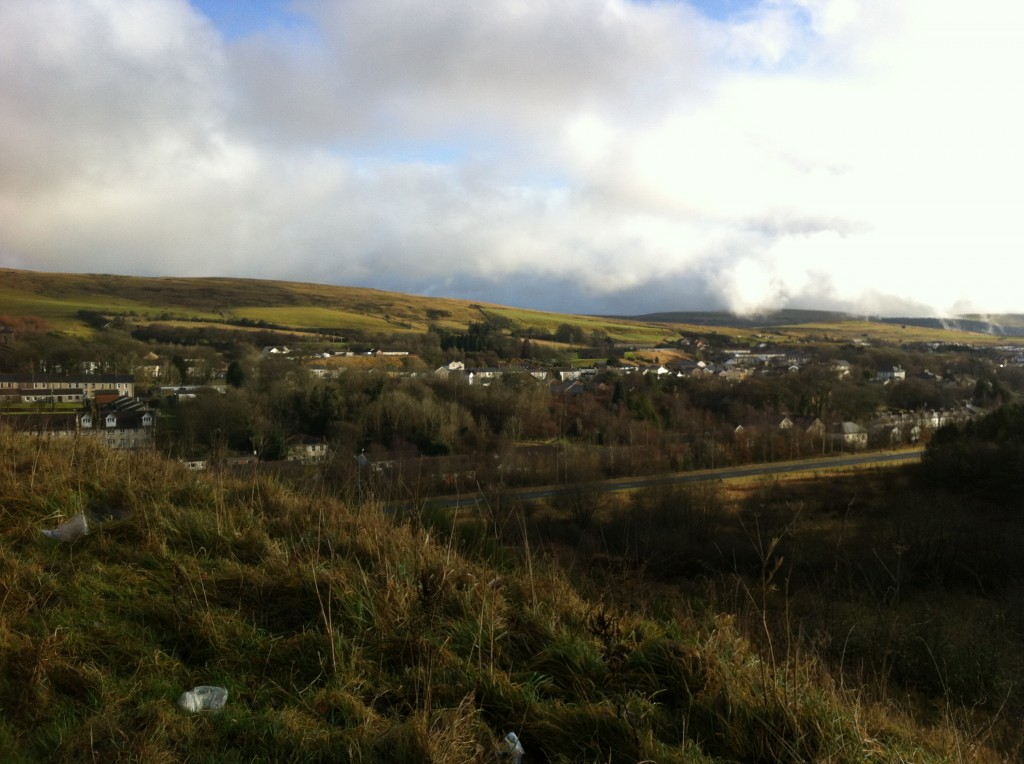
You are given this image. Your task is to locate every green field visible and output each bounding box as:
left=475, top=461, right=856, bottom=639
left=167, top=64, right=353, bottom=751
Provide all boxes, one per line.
left=1, top=267, right=1017, bottom=347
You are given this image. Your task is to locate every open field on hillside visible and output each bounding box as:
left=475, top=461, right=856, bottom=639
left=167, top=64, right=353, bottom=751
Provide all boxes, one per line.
left=772, top=319, right=999, bottom=346
left=2, top=269, right=637, bottom=340
left=485, top=307, right=678, bottom=345
left=2, top=267, right=1018, bottom=349
left=0, top=291, right=145, bottom=334
left=230, top=306, right=410, bottom=333
left=629, top=309, right=1022, bottom=346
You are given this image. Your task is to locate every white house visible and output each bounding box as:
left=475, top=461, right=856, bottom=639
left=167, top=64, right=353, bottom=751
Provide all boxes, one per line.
left=287, top=436, right=329, bottom=464
left=876, top=366, right=907, bottom=382
left=831, top=360, right=852, bottom=379
left=832, top=422, right=868, bottom=449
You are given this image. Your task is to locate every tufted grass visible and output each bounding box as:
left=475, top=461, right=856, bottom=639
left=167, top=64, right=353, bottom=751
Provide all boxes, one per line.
left=0, top=430, right=989, bottom=762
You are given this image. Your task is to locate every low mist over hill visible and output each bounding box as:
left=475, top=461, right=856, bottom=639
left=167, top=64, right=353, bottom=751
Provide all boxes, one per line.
left=625, top=309, right=1024, bottom=336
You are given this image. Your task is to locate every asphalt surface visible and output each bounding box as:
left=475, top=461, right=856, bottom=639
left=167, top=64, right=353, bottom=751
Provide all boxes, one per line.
left=424, top=449, right=924, bottom=510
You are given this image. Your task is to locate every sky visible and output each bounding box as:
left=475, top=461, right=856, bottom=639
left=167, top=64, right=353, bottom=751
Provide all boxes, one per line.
left=1, top=0, right=1022, bottom=318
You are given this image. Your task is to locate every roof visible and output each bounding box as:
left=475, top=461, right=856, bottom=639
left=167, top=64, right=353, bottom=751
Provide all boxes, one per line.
left=0, top=373, right=134, bottom=384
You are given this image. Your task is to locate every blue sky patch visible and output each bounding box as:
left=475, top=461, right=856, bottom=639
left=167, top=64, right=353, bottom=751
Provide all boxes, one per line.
left=632, top=0, right=763, bottom=21
left=190, top=0, right=311, bottom=40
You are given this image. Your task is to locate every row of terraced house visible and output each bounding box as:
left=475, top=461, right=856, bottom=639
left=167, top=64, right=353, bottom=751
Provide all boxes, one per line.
left=0, top=373, right=135, bottom=401
left=0, top=373, right=152, bottom=450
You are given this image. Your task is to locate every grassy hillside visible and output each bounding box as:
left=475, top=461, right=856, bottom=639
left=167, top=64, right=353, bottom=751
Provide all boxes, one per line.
left=2, top=267, right=1009, bottom=348
left=625, top=309, right=1018, bottom=345
left=625, top=309, right=852, bottom=326
left=0, top=268, right=675, bottom=345
left=0, top=432, right=993, bottom=762
left=0, top=268, right=487, bottom=335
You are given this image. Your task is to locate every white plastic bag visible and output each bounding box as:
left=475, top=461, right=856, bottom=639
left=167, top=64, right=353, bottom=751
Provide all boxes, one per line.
left=177, top=685, right=229, bottom=712
left=41, top=512, right=89, bottom=543
left=496, top=731, right=525, bottom=762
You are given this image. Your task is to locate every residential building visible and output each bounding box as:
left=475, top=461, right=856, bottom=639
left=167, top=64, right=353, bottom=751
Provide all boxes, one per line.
left=0, top=373, right=134, bottom=400
left=287, top=436, right=329, bottom=464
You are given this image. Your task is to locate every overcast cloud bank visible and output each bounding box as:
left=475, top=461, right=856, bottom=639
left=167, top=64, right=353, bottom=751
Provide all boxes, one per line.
left=1, top=0, right=1021, bottom=316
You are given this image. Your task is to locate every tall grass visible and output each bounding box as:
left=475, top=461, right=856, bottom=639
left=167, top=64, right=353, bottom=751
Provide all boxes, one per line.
left=0, top=431, right=982, bottom=761
left=577, top=475, right=1022, bottom=762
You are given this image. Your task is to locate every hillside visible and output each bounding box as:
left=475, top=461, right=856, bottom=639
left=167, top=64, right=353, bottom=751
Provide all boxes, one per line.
left=0, top=268, right=1011, bottom=347
left=624, top=309, right=852, bottom=327
left=625, top=309, right=1024, bottom=344
left=0, top=433, right=985, bottom=762
left=0, top=268, right=674, bottom=346
left=626, top=309, right=1024, bottom=335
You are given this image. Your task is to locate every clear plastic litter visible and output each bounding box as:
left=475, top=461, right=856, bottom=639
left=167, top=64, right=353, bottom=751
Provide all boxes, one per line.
left=177, top=685, right=229, bottom=712
left=40, top=505, right=130, bottom=543
left=41, top=512, right=89, bottom=543
left=496, top=731, right=525, bottom=762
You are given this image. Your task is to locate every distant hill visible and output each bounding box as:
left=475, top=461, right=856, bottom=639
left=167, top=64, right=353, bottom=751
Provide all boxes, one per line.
left=0, top=268, right=670, bottom=344
left=619, top=309, right=851, bottom=327
left=876, top=315, right=1024, bottom=337
left=1, top=267, right=1017, bottom=346
left=0, top=267, right=496, bottom=334
left=621, top=309, right=1024, bottom=338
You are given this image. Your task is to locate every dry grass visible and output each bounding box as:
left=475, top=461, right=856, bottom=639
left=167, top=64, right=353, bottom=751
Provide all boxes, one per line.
left=6, top=266, right=1009, bottom=348
left=0, top=431, right=986, bottom=761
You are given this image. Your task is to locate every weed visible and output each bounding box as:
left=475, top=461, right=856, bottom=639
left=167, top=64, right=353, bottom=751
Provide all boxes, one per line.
left=0, top=432, right=996, bottom=761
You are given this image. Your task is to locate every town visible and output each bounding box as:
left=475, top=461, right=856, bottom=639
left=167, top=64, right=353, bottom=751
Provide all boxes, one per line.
left=2, top=313, right=1019, bottom=497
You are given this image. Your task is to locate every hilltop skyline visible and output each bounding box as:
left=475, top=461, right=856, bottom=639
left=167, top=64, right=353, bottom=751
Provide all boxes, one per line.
left=2, top=1, right=1021, bottom=318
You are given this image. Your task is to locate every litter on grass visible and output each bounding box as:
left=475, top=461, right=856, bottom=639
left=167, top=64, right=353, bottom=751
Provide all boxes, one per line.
left=496, top=731, right=525, bottom=762
left=41, top=512, right=89, bottom=543
left=40, top=505, right=131, bottom=543
left=177, top=685, right=229, bottom=712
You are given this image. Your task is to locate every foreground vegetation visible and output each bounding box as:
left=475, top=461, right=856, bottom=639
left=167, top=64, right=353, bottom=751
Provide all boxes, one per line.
left=3, top=268, right=1024, bottom=759
left=1, top=430, right=1014, bottom=762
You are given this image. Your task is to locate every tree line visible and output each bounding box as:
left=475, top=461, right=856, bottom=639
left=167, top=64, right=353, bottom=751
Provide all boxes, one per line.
left=3, top=316, right=1023, bottom=487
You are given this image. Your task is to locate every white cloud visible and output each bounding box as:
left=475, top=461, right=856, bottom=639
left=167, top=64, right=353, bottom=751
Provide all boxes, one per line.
left=1, top=0, right=1022, bottom=317
left=0, top=0, right=225, bottom=191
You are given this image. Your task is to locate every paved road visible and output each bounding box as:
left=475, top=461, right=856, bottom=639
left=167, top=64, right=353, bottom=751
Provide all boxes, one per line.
left=425, top=449, right=924, bottom=509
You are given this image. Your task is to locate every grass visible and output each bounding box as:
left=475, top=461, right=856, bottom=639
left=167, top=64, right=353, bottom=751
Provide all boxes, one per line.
left=230, top=306, right=410, bottom=333
left=5, top=266, right=1011, bottom=348
left=485, top=307, right=677, bottom=345
left=0, top=292, right=143, bottom=334
left=0, top=269, right=510, bottom=335
left=0, top=432, right=995, bottom=761
left=773, top=319, right=1001, bottom=346
left=559, top=470, right=1024, bottom=760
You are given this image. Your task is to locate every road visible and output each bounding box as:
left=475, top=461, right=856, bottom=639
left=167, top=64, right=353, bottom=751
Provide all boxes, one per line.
left=425, top=449, right=924, bottom=510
